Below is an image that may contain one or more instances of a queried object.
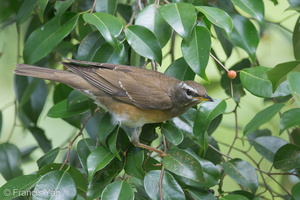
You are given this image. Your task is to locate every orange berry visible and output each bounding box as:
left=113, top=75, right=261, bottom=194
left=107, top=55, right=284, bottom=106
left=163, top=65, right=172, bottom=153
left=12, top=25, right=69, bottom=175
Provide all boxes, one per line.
left=227, top=70, right=237, bottom=79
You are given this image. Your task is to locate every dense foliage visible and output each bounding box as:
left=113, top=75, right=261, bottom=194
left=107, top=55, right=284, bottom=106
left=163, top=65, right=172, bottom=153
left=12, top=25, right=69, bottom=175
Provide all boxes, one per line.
left=0, top=0, right=300, bottom=199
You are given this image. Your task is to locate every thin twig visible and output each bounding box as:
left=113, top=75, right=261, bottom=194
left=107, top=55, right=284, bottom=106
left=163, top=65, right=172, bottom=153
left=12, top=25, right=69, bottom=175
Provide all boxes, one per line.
left=210, top=53, right=229, bottom=72
left=226, top=103, right=239, bottom=157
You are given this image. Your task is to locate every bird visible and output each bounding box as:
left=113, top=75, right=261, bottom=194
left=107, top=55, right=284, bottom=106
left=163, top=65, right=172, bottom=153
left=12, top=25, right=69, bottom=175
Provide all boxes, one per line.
left=14, top=59, right=213, bottom=156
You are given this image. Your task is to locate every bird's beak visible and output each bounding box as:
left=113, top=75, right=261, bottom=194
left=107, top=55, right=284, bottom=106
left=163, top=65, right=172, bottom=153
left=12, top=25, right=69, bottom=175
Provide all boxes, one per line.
left=196, top=95, right=214, bottom=102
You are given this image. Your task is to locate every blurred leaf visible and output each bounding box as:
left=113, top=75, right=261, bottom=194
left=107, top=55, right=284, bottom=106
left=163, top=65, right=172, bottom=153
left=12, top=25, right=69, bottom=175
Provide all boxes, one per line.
left=243, top=103, right=285, bottom=135
left=108, top=127, right=121, bottom=160
left=87, top=146, right=115, bottom=182
left=159, top=2, right=197, bottom=42
left=215, top=26, right=233, bottom=57
left=125, top=25, right=162, bottom=64
left=37, top=0, right=49, bottom=23
left=0, top=143, right=23, bottom=181
left=144, top=170, right=185, bottom=200
left=83, top=13, right=122, bottom=49
left=77, top=31, right=105, bottom=61
left=165, top=57, right=195, bottom=81
left=16, top=0, right=38, bottom=25
left=274, top=144, right=300, bottom=170
left=101, top=181, right=134, bottom=200
left=222, top=158, right=258, bottom=193
left=231, top=0, right=264, bottom=25
left=252, top=136, right=287, bottom=162
left=0, top=111, right=2, bottom=137
left=267, top=61, right=300, bottom=92
left=220, top=194, right=249, bottom=200
left=247, top=129, right=272, bottom=145
left=93, top=43, right=126, bottom=64
left=33, top=170, right=76, bottom=199
left=47, top=98, right=88, bottom=118
left=240, top=66, right=291, bottom=98
left=24, top=13, right=79, bottom=64
left=98, top=112, right=117, bottom=147
left=54, top=0, right=74, bottom=17
left=292, top=182, right=300, bottom=200
left=196, top=6, right=233, bottom=35
left=53, top=84, right=72, bottom=104
left=288, top=72, right=300, bottom=107
left=0, top=175, right=40, bottom=200
left=77, top=138, right=98, bottom=173
left=28, top=126, right=52, bottom=153
left=181, top=26, right=211, bottom=81
left=37, top=147, right=60, bottom=169
left=293, top=17, right=300, bottom=60
left=161, top=122, right=184, bottom=145
left=280, top=108, right=300, bottom=134
left=67, top=90, right=90, bottom=112
left=95, top=0, right=117, bottom=15
left=124, top=147, right=144, bottom=179
left=38, top=163, right=87, bottom=193
left=228, top=14, right=259, bottom=62
left=117, top=4, right=132, bottom=23
left=135, top=4, right=172, bottom=47
left=162, top=149, right=204, bottom=182
left=186, top=188, right=217, bottom=200
left=291, top=128, right=300, bottom=146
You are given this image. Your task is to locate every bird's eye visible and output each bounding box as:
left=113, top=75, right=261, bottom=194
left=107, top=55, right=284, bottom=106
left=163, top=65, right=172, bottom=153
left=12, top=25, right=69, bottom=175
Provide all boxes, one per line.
left=186, top=89, right=192, bottom=96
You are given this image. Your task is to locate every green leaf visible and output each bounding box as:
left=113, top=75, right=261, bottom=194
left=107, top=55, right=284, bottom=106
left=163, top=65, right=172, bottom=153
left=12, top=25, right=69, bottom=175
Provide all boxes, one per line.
left=87, top=146, right=115, bottom=182
left=222, top=158, right=258, bottom=193
left=181, top=26, right=211, bottom=81
left=0, top=143, right=23, bottom=181
left=161, top=122, right=184, bottom=145
left=0, top=175, right=40, bottom=200
left=144, top=170, right=185, bottom=200
left=186, top=188, right=217, bottom=200
left=165, top=57, right=195, bottom=81
left=267, top=61, right=300, bottom=92
left=274, top=144, right=300, bottom=170
left=240, top=66, right=291, bottom=98
left=101, top=181, right=134, bottom=200
left=228, top=14, right=259, bottom=62
left=280, top=108, right=300, bottom=134
left=16, top=0, right=38, bottom=25
left=252, top=136, right=287, bottom=162
left=28, top=127, right=52, bottom=153
left=196, top=6, right=233, bottom=35
left=37, top=147, right=60, bottom=169
left=220, top=194, right=249, bottom=200
left=108, top=127, right=121, bottom=160
left=162, top=149, right=204, bottom=182
left=77, top=138, right=98, bottom=173
left=83, top=13, right=122, bottom=49
left=24, top=13, right=79, bottom=64
left=37, top=0, right=49, bottom=23
left=33, top=170, right=76, bottom=199
left=135, top=4, right=172, bottom=47
left=54, top=0, right=74, bottom=17
left=125, top=25, right=162, bottom=64
left=124, top=147, right=145, bottom=179
left=95, top=0, right=117, bottom=15
left=288, top=72, right=300, bottom=107
left=47, top=98, right=88, bottom=118
left=159, top=3, right=197, bottom=42
left=292, top=182, right=300, bottom=200
left=98, top=112, right=117, bottom=147
left=67, top=90, right=90, bottom=112
left=293, top=17, right=300, bottom=60
left=231, top=0, right=265, bottom=25
left=243, top=103, right=285, bottom=135
left=93, top=43, right=126, bottom=64
left=0, top=111, right=2, bottom=137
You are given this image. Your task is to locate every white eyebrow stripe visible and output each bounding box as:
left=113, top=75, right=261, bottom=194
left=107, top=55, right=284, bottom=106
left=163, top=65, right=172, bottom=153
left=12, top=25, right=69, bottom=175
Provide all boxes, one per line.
left=179, top=82, right=197, bottom=93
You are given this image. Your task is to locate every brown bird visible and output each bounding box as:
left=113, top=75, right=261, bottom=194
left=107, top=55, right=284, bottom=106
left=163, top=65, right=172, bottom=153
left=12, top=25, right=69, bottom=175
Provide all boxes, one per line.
left=14, top=59, right=213, bottom=156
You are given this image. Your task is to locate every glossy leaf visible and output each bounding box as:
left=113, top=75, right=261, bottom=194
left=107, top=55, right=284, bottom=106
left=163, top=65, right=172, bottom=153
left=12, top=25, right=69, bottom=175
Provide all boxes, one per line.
left=124, top=147, right=145, bottom=179
left=98, top=112, right=117, bottom=147
left=162, top=149, right=204, bottom=182
left=288, top=72, right=300, bottom=107
left=243, top=103, right=285, bottom=135
left=33, top=170, right=76, bottom=200
left=0, top=143, right=23, bottom=181
left=95, top=0, right=117, bottom=15
left=77, top=138, right=98, bottom=173
left=292, top=182, right=300, bottom=200
left=165, top=57, right=195, bottom=81
left=161, top=122, right=184, bottom=145
left=47, top=98, right=88, bottom=118
left=231, top=0, right=265, bottom=25
left=280, top=108, right=300, bottom=134
left=37, top=147, right=60, bottom=169
left=228, top=14, right=259, bottom=62
left=186, top=188, right=217, bottom=200
left=274, top=144, right=300, bottom=170
left=220, top=194, right=249, bottom=200
left=159, top=2, right=197, bottom=42
left=196, top=6, right=233, bottom=35
left=37, top=0, right=49, bottom=22
left=93, top=43, right=126, bottom=64
left=87, top=146, right=115, bottom=182
left=0, top=175, right=40, bottom=200
left=222, top=158, right=258, bottom=193
left=135, top=4, right=172, bottom=47
left=181, top=26, right=211, bottom=81
left=54, top=0, right=74, bottom=17
left=267, top=61, right=300, bottom=92
left=24, top=13, right=79, bottom=64
left=16, top=0, right=38, bottom=25
left=101, top=181, right=134, bottom=200
left=144, top=170, right=185, bottom=200
left=240, top=66, right=291, bottom=98
left=108, top=127, right=121, bottom=160
left=125, top=25, right=162, bottom=64
left=67, top=90, right=90, bottom=112
left=252, top=136, right=287, bottom=162
left=83, top=13, right=123, bottom=49
left=293, top=17, right=300, bottom=60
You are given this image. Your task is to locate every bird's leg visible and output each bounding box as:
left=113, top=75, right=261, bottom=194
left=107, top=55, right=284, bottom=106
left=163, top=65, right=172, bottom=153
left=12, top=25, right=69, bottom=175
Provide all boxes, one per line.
left=131, top=127, right=167, bottom=157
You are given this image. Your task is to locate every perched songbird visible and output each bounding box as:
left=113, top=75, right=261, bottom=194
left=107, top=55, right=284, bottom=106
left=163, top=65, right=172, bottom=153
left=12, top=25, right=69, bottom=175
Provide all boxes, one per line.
left=14, top=59, right=213, bottom=156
